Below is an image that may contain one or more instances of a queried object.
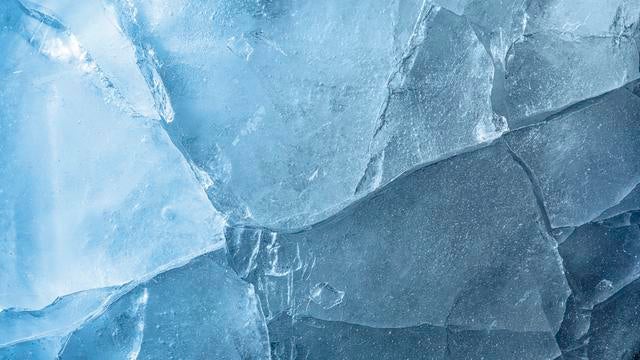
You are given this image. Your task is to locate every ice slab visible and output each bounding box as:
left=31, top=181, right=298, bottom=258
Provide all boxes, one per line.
left=588, top=278, right=640, bottom=359
left=112, top=0, right=501, bottom=228
left=18, top=0, right=164, bottom=120
left=0, top=287, right=116, bottom=347
left=525, top=0, right=640, bottom=37
left=559, top=223, right=640, bottom=308
left=360, top=5, right=503, bottom=194
left=229, top=144, right=570, bottom=338
left=0, top=4, right=225, bottom=309
left=504, top=32, right=639, bottom=127
left=505, top=87, right=640, bottom=228
left=60, top=252, right=270, bottom=360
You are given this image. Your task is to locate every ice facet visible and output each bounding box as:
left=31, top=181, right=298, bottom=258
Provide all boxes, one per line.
left=505, top=87, right=640, bottom=228
left=230, top=144, right=569, bottom=338
left=559, top=223, right=640, bottom=308
left=0, top=5, right=225, bottom=309
left=588, top=278, right=640, bottom=359
left=360, top=6, right=503, bottom=193
left=504, top=33, right=640, bottom=127
left=60, top=251, right=270, bottom=359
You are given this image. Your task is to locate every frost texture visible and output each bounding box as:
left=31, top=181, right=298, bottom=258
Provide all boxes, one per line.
left=2, top=0, right=640, bottom=358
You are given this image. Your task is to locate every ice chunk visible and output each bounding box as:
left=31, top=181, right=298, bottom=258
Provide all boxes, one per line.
left=268, top=314, right=448, bottom=360
left=596, top=183, right=640, bottom=221
left=235, top=144, right=569, bottom=337
left=505, top=87, right=640, bottom=228
left=434, top=0, right=529, bottom=65
left=0, top=6, right=225, bottom=309
left=588, top=278, right=640, bottom=359
left=360, top=6, right=503, bottom=193
left=526, top=0, right=640, bottom=37
left=559, top=223, right=640, bottom=308
left=504, top=32, right=639, bottom=127
left=112, top=0, right=502, bottom=228
left=0, top=336, right=63, bottom=360
left=106, top=0, right=425, bottom=228
left=309, top=282, right=345, bottom=310
left=60, top=252, right=270, bottom=359
left=19, top=0, right=165, bottom=120
left=0, top=287, right=116, bottom=347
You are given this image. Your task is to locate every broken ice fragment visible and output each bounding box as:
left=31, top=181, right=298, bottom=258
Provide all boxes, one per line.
left=559, top=222, right=640, bottom=308
left=505, top=87, right=640, bottom=228
left=588, top=278, right=640, bottom=359
left=362, top=5, right=502, bottom=192
left=250, top=143, right=569, bottom=339
left=309, top=283, right=345, bottom=310
left=19, top=0, right=163, bottom=120
left=0, top=7, right=225, bottom=309
left=504, top=32, right=639, bottom=127
left=60, top=251, right=270, bottom=359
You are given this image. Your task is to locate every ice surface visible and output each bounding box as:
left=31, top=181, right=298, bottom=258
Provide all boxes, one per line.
left=504, top=33, right=639, bottom=127
left=588, top=278, right=640, bottom=359
left=4, top=0, right=640, bottom=358
left=229, top=143, right=569, bottom=356
left=360, top=5, right=504, bottom=193
left=0, top=1, right=225, bottom=309
left=59, top=251, right=270, bottom=359
left=505, top=87, right=640, bottom=228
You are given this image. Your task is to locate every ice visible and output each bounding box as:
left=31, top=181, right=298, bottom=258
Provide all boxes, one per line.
left=104, top=0, right=506, bottom=228
left=19, top=0, right=165, bottom=120
left=0, top=1, right=225, bottom=310
left=505, top=87, right=640, bottom=228
left=526, top=0, right=640, bottom=37
left=559, top=223, right=640, bottom=308
left=229, top=143, right=569, bottom=356
left=360, top=5, right=503, bottom=193
left=0, top=287, right=116, bottom=346
left=268, top=314, right=448, bottom=360
left=504, top=32, right=639, bottom=127
left=588, top=278, right=640, bottom=359
left=60, top=251, right=270, bottom=359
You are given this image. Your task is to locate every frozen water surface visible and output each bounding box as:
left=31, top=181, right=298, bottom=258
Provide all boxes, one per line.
left=2, top=0, right=640, bottom=358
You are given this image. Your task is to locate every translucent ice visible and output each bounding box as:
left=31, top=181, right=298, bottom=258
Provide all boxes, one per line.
left=505, top=87, right=640, bottom=228
left=360, top=5, right=503, bottom=193
left=60, top=252, right=270, bottom=359
left=504, top=33, right=639, bottom=126
left=229, top=143, right=569, bottom=356
left=0, top=2, right=225, bottom=309
left=109, top=0, right=502, bottom=228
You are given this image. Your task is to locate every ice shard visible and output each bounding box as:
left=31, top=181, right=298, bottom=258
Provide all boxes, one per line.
left=103, top=0, right=503, bottom=228
left=0, top=1, right=225, bottom=310
left=504, top=33, right=639, bottom=127
left=360, top=5, right=504, bottom=194
left=505, top=87, right=640, bottom=228
left=588, top=278, right=640, bottom=359
left=60, top=251, right=270, bottom=360
left=229, top=143, right=569, bottom=357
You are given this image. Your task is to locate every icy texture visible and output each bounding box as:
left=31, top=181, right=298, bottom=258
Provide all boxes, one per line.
left=4, top=0, right=640, bottom=358
left=0, top=1, right=225, bottom=309
left=588, top=278, right=640, bottom=359
left=505, top=87, right=640, bottom=228
left=504, top=33, right=639, bottom=127
left=60, top=252, right=270, bottom=359
left=106, top=0, right=504, bottom=228
left=360, top=5, right=503, bottom=193
left=229, top=144, right=570, bottom=356
left=0, top=251, right=270, bottom=359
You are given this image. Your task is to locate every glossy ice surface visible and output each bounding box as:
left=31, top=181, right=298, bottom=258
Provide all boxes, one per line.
left=1, top=0, right=639, bottom=359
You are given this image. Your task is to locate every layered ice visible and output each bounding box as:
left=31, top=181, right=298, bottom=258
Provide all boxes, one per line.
left=229, top=143, right=570, bottom=357
left=0, top=1, right=225, bottom=310
left=3, top=0, right=640, bottom=358
left=505, top=87, right=640, bottom=228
